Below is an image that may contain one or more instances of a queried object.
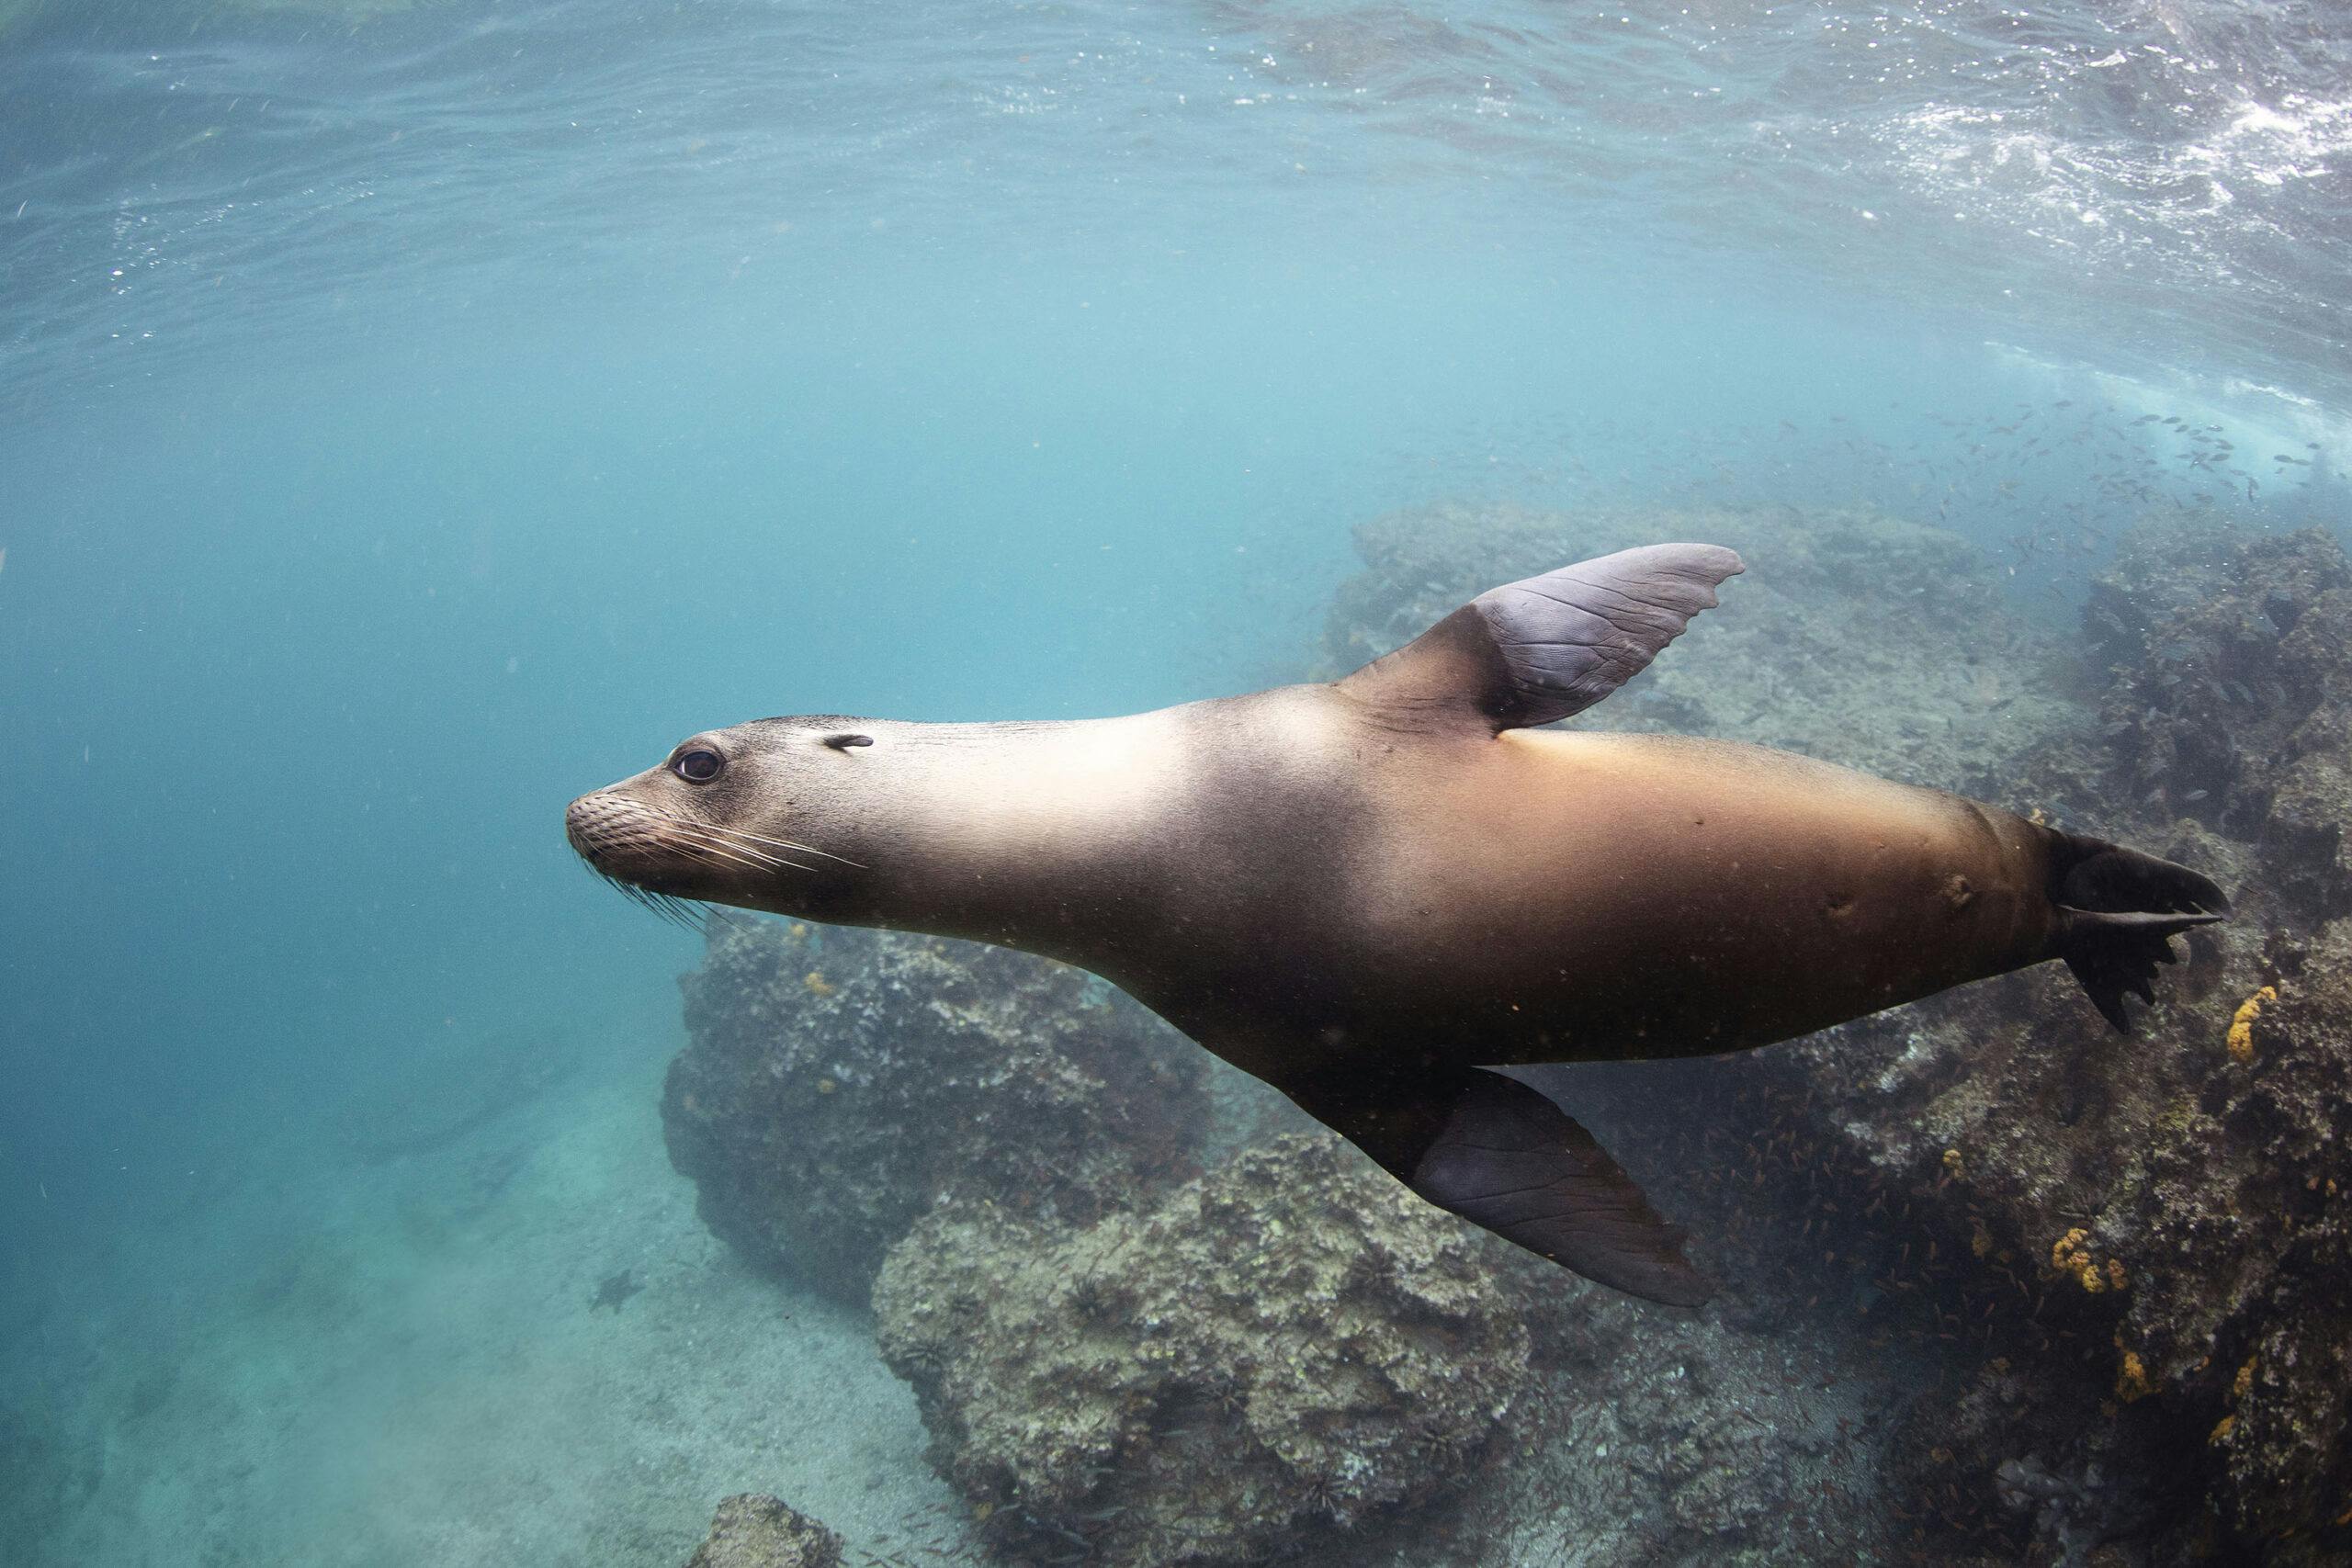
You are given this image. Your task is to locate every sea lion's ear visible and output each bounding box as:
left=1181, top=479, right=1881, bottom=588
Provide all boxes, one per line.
left=1341, top=544, right=1744, bottom=731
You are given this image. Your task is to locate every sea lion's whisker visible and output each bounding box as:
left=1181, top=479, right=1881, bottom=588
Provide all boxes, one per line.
left=666, top=823, right=817, bottom=874
left=571, top=830, right=732, bottom=933
left=693, top=820, right=865, bottom=868
left=707, top=844, right=820, bottom=873
left=626, top=805, right=825, bottom=873
left=669, top=834, right=775, bottom=874
left=672, top=838, right=775, bottom=876
left=640, top=815, right=786, bottom=873
left=605, top=874, right=705, bottom=934
left=667, top=821, right=820, bottom=873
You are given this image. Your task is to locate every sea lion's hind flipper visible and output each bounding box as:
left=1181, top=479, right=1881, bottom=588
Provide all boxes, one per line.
left=2046, top=832, right=2230, bottom=1032
left=1295, top=1064, right=1713, bottom=1306
left=1340, top=544, right=1744, bottom=732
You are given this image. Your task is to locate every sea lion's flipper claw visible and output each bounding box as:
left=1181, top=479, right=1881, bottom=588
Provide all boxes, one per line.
left=1341, top=544, right=1744, bottom=732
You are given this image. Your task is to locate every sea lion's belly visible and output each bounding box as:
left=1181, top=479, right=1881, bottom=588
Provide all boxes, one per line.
left=1349, top=730, right=2053, bottom=1062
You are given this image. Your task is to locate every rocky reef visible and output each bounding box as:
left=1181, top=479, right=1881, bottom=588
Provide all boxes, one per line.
left=1780, top=520, right=2352, bottom=1563
left=872, top=1133, right=1530, bottom=1566
left=2086, top=524, right=2352, bottom=919
left=663, top=919, right=1210, bottom=1300
left=679, top=1494, right=843, bottom=1568
left=1328, top=502, right=2352, bottom=1563
left=1374, top=1210, right=1915, bottom=1566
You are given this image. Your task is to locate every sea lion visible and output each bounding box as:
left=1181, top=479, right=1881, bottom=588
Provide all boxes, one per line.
left=566, top=545, right=2225, bottom=1305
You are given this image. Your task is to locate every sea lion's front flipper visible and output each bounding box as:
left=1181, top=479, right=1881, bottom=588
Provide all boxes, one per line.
left=1292, top=1065, right=1714, bottom=1307
left=1340, top=544, right=1744, bottom=732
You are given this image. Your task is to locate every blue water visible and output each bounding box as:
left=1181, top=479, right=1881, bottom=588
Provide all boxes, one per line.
left=1, top=0, right=2346, bottom=1561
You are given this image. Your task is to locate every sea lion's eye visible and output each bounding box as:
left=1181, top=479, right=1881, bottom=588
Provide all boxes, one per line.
left=674, top=748, right=725, bottom=784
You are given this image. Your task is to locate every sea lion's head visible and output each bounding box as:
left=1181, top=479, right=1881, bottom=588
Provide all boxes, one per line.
left=566, top=716, right=878, bottom=922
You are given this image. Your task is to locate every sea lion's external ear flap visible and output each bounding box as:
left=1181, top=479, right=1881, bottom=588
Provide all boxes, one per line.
left=1341, top=543, right=1744, bottom=732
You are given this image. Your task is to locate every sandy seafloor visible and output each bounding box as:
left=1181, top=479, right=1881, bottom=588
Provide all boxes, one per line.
left=2, top=1050, right=1952, bottom=1568
left=4, top=1013, right=981, bottom=1568
left=5, top=1003, right=1907, bottom=1568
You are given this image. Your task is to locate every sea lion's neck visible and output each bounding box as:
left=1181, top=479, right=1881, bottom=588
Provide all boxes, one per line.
left=816, top=709, right=1195, bottom=972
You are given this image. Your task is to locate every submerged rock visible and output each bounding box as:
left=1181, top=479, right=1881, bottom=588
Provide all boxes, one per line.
left=1448, top=1247, right=1907, bottom=1567
left=2089, top=523, right=2352, bottom=916
left=1326, top=503, right=2352, bottom=1560
left=681, top=1494, right=843, bottom=1568
left=663, top=919, right=1209, bottom=1300
left=872, top=1133, right=1530, bottom=1566
left=1779, top=519, right=2352, bottom=1559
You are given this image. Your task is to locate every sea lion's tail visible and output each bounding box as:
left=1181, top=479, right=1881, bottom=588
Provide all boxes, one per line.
left=2045, top=831, right=2229, bottom=1032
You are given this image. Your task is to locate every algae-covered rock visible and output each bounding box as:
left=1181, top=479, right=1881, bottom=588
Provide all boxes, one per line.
left=1322, top=502, right=2352, bottom=1560
left=1686, top=516, right=2352, bottom=1559
left=664, top=919, right=1209, bottom=1300
left=2089, top=523, right=2352, bottom=916
left=872, top=1133, right=1531, bottom=1566
left=2197, top=918, right=2352, bottom=1553
left=681, top=1494, right=842, bottom=1568
left=1462, top=1245, right=1905, bottom=1566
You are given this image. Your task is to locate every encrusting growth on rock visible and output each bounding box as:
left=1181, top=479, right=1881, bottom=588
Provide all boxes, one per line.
left=2225, top=984, right=2274, bottom=1065
left=680, top=1494, right=843, bottom=1568
left=2114, top=1346, right=2154, bottom=1404
left=873, top=1134, right=1530, bottom=1566
left=2050, top=1227, right=2125, bottom=1295
left=663, top=921, right=1208, bottom=1299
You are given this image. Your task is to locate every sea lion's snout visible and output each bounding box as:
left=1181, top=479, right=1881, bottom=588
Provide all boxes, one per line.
left=565, top=789, right=680, bottom=886
left=563, top=790, right=613, bottom=863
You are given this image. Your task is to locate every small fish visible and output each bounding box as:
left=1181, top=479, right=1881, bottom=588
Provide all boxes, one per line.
left=589, top=1269, right=643, bottom=1312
